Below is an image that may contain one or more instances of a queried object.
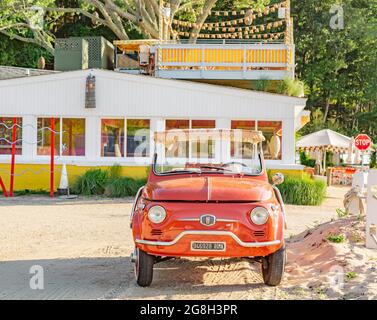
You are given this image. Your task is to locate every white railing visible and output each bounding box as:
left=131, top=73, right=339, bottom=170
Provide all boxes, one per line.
left=154, top=43, right=295, bottom=80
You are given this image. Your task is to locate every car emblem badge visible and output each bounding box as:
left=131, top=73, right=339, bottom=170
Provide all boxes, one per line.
left=200, top=214, right=216, bottom=227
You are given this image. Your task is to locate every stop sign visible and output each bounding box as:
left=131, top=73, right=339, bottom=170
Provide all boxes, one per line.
left=354, top=134, right=372, bottom=151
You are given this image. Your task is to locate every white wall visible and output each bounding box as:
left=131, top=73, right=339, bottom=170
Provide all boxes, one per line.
left=0, top=69, right=306, bottom=169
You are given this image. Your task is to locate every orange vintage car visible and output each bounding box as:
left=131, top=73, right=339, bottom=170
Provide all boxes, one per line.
left=130, top=129, right=286, bottom=287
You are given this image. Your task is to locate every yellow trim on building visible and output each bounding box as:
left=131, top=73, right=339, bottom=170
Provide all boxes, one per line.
left=0, top=163, right=305, bottom=192
left=0, top=164, right=149, bottom=191
left=268, top=169, right=304, bottom=179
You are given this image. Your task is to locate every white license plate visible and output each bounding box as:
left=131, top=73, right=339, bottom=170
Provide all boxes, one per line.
left=191, top=241, right=226, bottom=251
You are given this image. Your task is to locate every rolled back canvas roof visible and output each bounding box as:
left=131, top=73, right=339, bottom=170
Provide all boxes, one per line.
left=154, top=129, right=265, bottom=145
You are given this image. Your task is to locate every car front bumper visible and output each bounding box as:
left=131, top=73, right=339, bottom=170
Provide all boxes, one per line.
left=135, top=230, right=282, bottom=257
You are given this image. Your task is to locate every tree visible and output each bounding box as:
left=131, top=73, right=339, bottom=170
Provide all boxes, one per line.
left=1, top=0, right=272, bottom=54
left=0, top=0, right=57, bottom=54
left=293, top=0, right=377, bottom=136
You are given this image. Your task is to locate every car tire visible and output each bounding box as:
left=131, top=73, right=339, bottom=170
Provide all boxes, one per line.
left=261, top=245, right=286, bottom=286
left=134, top=248, right=155, bottom=287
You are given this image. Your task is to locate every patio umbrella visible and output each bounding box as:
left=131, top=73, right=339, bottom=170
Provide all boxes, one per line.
left=296, top=129, right=351, bottom=173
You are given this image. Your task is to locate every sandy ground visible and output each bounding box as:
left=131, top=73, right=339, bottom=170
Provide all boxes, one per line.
left=0, top=186, right=375, bottom=300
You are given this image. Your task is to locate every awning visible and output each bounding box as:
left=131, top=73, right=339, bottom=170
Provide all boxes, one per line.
left=114, top=39, right=161, bottom=52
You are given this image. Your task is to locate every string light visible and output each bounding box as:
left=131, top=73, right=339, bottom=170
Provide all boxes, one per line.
left=171, top=0, right=288, bottom=41
left=210, top=1, right=285, bottom=16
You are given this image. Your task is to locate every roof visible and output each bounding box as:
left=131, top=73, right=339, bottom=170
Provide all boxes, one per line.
left=0, top=69, right=307, bottom=122
left=0, top=68, right=307, bottom=105
left=296, top=129, right=351, bottom=152
left=114, top=39, right=161, bottom=51
left=0, top=66, right=59, bottom=81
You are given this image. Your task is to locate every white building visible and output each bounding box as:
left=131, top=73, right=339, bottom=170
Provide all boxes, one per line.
left=0, top=68, right=308, bottom=190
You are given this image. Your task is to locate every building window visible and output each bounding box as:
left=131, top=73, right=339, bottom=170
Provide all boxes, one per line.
left=62, top=118, right=86, bottom=156
left=37, top=118, right=61, bottom=155
left=0, top=117, right=22, bottom=155
left=37, top=118, right=85, bottom=156
left=165, top=119, right=190, bottom=158
left=231, top=120, right=256, bottom=158
left=191, top=120, right=216, bottom=159
left=258, top=121, right=282, bottom=160
left=101, top=119, right=124, bottom=157
left=127, top=119, right=150, bottom=157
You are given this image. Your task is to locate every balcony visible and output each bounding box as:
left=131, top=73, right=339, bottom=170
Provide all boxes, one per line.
left=114, top=39, right=295, bottom=81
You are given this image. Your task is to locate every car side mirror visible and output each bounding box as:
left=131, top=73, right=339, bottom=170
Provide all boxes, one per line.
left=272, top=173, right=284, bottom=186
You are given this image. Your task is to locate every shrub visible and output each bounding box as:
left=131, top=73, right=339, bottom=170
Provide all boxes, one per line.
left=107, top=164, right=122, bottom=180
left=275, top=175, right=327, bottom=206
left=71, top=169, right=109, bottom=195
left=104, top=177, right=146, bottom=198
left=276, top=78, right=306, bottom=97
left=299, top=151, right=316, bottom=168
left=71, top=165, right=146, bottom=197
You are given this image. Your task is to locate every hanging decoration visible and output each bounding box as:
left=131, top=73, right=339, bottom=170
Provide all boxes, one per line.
left=171, top=0, right=288, bottom=41
left=209, top=1, right=285, bottom=17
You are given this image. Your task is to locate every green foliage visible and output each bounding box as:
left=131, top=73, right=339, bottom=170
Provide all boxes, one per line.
left=370, top=149, right=377, bottom=168
left=299, top=151, right=316, bottom=167
left=293, top=0, right=377, bottom=136
left=107, top=164, right=122, bottom=180
left=275, top=176, right=327, bottom=206
left=336, top=208, right=349, bottom=218
left=326, top=233, right=345, bottom=243
left=71, top=169, right=109, bottom=195
left=276, top=78, right=306, bottom=97
left=71, top=165, right=146, bottom=197
left=345, top=271, right=357, bottom=281
left=0, top=35, right=53, bottom=68
left=253, top=79, right=270, bottom=92
left=104, top=177, right=146, bottom=198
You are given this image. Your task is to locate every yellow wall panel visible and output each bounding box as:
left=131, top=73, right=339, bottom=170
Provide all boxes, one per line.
left=0, top=164, right=149, bottom=192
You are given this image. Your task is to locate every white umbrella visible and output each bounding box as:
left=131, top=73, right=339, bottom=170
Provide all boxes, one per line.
left=296, top=129, right=351, bottom=151
left=296, top=129, right=351, bottom=174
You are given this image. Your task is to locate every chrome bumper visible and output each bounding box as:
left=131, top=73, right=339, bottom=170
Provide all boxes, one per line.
left=135, top=230, right=281, bottom=248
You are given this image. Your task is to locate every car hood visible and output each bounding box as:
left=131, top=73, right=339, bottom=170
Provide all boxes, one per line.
left=143, top=176, right=274, bottom=202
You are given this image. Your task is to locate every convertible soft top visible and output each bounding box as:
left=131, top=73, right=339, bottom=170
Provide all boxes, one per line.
left=154, top=129, right=265, bottom=145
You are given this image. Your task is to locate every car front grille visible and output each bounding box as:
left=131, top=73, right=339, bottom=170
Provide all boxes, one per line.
left=253, top=230, right=265, bottom=237
left=151, top=229, right=163, bottom=236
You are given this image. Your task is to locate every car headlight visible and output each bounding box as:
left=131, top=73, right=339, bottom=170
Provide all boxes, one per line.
left=250, top=207, right=269, bottom=225
left=148, top=205, right=167, bottom=224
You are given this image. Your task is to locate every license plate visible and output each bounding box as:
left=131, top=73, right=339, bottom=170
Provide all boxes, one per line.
left=191, top=241, right=226, bottom=251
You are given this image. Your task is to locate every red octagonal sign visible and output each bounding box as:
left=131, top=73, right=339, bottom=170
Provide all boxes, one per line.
left=354, top=134, right=372, bottom=151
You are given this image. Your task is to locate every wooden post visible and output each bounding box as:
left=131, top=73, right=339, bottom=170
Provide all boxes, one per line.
left=50, top=118, right=55, bottom=198
left=9, top=117, right=17, bottom=197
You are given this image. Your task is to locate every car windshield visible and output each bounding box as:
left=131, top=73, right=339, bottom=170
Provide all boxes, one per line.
left=153, top=129, right=265, bottom=176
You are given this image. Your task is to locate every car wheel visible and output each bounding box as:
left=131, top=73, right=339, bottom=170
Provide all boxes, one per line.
left=261, top=245, right=286, bottom=286
left=134, top=248, right=155, bottom=287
